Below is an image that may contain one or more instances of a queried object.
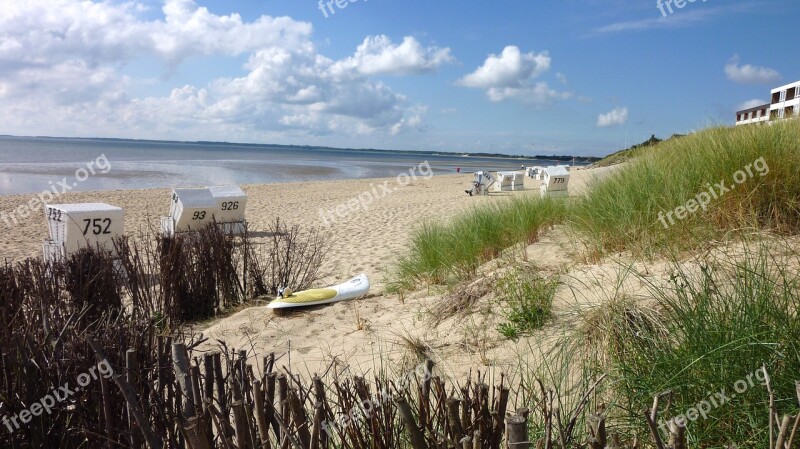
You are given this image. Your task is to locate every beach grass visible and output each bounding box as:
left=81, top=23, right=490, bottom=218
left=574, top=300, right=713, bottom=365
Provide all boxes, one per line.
left=386, top=195, right=566, bottom=291
left=391, top=121, right=800, bottom=289
left=603, top=240, right=800, bottom=445
left=570, top=120, right=800, bottom=256
left=496, top=267, right=558, bottom=339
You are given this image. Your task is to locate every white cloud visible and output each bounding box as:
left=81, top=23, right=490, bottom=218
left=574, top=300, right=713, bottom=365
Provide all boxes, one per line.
left=457, top=46, right=571, bottom=105
left=487, top=82, right=572, bottom=104
left=0, top=0, right=312, bottom=66
left=390, top=105, right=428, bottom=135
left=334, top=35, right=454, bottom=76
left=593, top=4, right=758, bottom=34
left=597, top=107, right=629, bottom=127
left=725, top=55, right=781, bottom=84
left=0, top=0, right=439, bottom=141
left=738, top=99, right=768, bottom=110
left=458, top=46, right=550, bottom=89
left=593, top=9, right=716, bottom=34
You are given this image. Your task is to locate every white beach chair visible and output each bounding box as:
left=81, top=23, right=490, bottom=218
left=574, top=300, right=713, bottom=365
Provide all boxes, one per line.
left=162, top=186, right=248, bottom=236
left=511, top=172, right=525, bottom=191
left=162, top=188, right=217, bottom=236
left=539, top=166, right=570, bottom=198
left=43, top=203, right=124, bottom=261
left=467, top=171, right=495, bottom=196
left=493, top=172, right=515, bottom=192
left=208, top=185, right=247, bottom=235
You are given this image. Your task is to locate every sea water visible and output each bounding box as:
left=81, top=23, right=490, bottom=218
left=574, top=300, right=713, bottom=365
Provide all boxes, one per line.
left=0, top=136, right=580, bottom=195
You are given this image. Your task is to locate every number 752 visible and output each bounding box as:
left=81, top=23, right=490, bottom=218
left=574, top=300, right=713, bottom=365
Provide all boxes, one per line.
left=82, top=218, right=112, bottom=235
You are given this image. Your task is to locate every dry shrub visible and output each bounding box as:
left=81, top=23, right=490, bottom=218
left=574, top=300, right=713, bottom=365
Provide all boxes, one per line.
left=0, top=247, right=158, bottom=448
left=432, top=276, right=494, bottom=324
left=578, top=293, right=665, bottom=367
left=63, top=247, right=124, bottom=323
left=247, top=217, right=329, bottom=296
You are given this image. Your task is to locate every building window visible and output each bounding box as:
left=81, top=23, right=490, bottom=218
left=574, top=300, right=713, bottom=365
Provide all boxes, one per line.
left=779, top=108, right=785, bottom=119
left=780, top=90, right=786, bottom=102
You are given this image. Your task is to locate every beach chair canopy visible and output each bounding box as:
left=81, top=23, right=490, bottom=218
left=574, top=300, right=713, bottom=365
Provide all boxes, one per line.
left=44, top=203, right=124, bottom=256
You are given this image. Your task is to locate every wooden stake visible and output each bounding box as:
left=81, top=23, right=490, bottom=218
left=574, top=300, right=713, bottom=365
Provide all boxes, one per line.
left=253, top=380, right=272, bottom=449
left=776, top=414, right=791, bottom=449
left=126, top=348, right=143, bottom=449
left=395, top=395, right=429, bottom=449
left=172, top=343, right=196, bottom=418
left=232, top=399, right=254, bottom=449
left=587, top=414, right=606, bottom=449
left=506, top=414, right=529, bottom=449
left=86, top=337, right=164, bottom=449
left=447, top=398, right=465, bottom=442
left=667, top=420, right=686, bottom=449
left=289, top=387, right=312, bottom=449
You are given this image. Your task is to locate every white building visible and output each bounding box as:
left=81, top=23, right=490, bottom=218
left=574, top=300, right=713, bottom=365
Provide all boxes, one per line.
left=735, top=79, right=800, bottom=125
left=735, top=104, right=770, bottom=126
left=769, top=80, right=800, bottom=120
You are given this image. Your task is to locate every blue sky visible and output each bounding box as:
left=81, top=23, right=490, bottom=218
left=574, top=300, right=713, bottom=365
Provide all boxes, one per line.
left=0, top=0, right=798, bottom=156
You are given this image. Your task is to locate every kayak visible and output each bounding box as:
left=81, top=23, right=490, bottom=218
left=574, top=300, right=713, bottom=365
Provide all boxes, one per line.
left=267, top=274, right=370, bottom=309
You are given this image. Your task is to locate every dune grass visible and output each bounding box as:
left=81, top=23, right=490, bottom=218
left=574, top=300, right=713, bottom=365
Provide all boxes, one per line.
left=391, top=121, right=800, bottom=289
left=387, top=195, right=566, bottom=291
left=571, top=120, right=800, bottom=256
left=604, top=240, right=800, bottom=446
left=496, top=268, right=558, bottom=339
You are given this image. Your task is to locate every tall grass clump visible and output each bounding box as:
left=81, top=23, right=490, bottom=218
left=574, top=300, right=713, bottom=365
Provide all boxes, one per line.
left=606, top=240, right=800, bottom=446
left=496, top=268, right=558, bottom=339
left=389, top=195, right=566, bottom=290
left=571, top=120, right=800, bottom=256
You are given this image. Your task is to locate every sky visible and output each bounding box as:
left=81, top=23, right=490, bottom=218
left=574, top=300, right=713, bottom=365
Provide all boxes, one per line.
left=0, top=0, right=798, bottom=157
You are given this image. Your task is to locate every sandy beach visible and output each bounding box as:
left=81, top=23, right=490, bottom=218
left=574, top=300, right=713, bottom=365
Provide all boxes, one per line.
left=0, top=166, right=621, bottom=380
left=0, top=168, right=609, bottom=283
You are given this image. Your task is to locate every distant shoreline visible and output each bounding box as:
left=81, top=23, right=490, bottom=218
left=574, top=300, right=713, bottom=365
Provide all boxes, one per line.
left=0, top=134, right=601, bottom=162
